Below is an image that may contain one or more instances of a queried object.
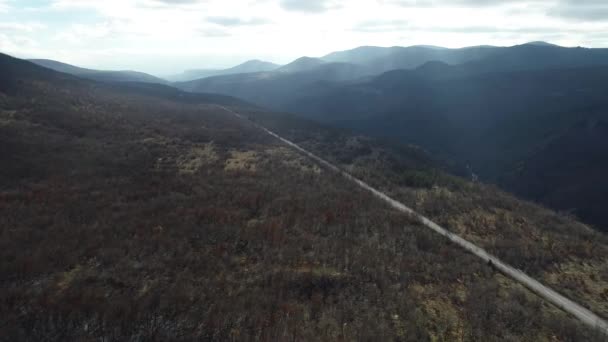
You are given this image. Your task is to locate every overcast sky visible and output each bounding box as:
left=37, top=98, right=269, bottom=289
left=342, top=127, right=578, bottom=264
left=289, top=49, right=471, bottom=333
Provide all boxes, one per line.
left=1, top=0, right=607, bottom=75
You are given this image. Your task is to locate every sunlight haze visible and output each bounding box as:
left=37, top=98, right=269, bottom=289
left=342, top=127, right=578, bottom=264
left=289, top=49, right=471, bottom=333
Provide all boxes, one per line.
left=1, top=0, right=607, bottom=74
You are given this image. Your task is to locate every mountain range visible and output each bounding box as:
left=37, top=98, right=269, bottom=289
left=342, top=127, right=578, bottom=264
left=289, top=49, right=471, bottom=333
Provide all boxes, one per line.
left=28, top=59, right=168, bottom=84
left=171, top=42, right=608, bottom=232
left=165, top=59, right=280, bottom=82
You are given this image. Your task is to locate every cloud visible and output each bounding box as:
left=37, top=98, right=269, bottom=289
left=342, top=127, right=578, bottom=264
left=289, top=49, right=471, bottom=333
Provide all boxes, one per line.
left=0, top=0, right=11, bottom=12
left=0, top=32, right=45, bottom=57
left=353, top=20, right=565, bottom=35
left=53, top=22, right=119, bottom=44
left=198, top=27, right=231, bottom=37
left=206, top=16, right=270, bottom=26
left=384, top=0, right=608, bottom=23
left=0, top=22, right=46, bottom=33
left=279, top=0, right=341, bottom=13
left=152, top=0, right=205, bottom=4
left=51, top=0, right=206, bottom=13
left=6, top=0, right=608, bottom=74
left=139, top=0, right=209, bottom=9
left=384, top=0, right=553, bottom=8
left=353, top=20, right=410, bottom=33
left=548, top=1, right=608, bottom=22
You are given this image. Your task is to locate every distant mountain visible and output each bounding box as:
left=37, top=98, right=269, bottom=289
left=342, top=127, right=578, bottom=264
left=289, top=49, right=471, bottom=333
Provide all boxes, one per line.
left=472, top=43, right=608, bottom=72
left=321, top=45, right=503, bottom=74
left=175, top=59, right=372, bottom=106
left=322, top=46, right=400, bottom=64
left=28, top=59, right=167, bottom=84
left=166, top=69, right=219, bottom=82
left=228, top=59, right=280, bottom=73
left=181, top=43, right=598, bottom=96
left=320, top=43, right=603, bottom=77
left=277, top=56, right=326, bottom=73
left=524, top=41, right=561, bottom=47
left=166, top=59, right=280, bottom=82
left=180, top=43, right=608, bottom=113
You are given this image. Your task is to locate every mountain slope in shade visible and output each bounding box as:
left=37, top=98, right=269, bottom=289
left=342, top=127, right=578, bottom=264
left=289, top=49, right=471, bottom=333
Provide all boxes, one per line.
left=505, top=119, right=608, bottom=229
left=28, top=58, right=167, bottom=84
left=166, top=59, right=280, bottom=82
left=277, top=63, right=608, bottom=231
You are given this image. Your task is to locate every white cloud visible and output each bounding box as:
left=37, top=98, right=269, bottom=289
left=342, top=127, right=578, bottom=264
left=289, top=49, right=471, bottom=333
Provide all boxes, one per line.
left=0, top=22, right=46, bottom=33
left=0, top=0, right=606, bottom=74
left=279, top=0, right=342, bottom=13
left=0, top=0, right=10, bottom=12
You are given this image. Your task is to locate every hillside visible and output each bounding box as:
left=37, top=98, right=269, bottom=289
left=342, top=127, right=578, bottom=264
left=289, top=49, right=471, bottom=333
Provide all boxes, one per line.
left=245, top=109, right=608, bottom=325
left=2, top=53, right=608, bottom=340
left=28, top=59, right=167, bottom=84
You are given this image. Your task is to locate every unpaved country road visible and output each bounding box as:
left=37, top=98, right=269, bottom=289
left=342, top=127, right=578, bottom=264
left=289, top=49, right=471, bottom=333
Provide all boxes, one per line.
left=218, top=106, right=608, bottom=335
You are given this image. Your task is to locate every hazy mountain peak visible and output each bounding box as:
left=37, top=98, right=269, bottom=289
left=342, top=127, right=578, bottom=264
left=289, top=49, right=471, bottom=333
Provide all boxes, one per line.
left=409, top=45, right=449, bottom=50
left=322, top=46, right=399, bottom=64
left=278, top=56, right=325, bottom=73
left=523, top=41, right=560, bottom=47
left=228, top=59, right=280, bottom=72
left=238, top=59, right=276, bottom=66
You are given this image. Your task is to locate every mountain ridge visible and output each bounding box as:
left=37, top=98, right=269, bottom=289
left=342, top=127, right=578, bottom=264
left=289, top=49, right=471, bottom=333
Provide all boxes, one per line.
left=166, top=59, right=280, bottom=82
left=28, top=58, right=168, bottom=84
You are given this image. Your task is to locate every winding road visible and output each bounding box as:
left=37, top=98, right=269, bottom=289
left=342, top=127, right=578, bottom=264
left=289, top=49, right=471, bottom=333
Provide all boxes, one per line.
left=218, top=105, right=608, bottom=335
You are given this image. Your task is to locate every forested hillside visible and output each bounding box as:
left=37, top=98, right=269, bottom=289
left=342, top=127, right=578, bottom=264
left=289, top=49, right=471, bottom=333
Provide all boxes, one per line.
left=1, top=53, right=607, bottom=340
left=247, top=109, right=608, bottom=325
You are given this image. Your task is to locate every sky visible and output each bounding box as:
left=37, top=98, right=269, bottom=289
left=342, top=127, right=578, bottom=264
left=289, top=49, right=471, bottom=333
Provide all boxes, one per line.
left=1, top=0, right=607, bottom=75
